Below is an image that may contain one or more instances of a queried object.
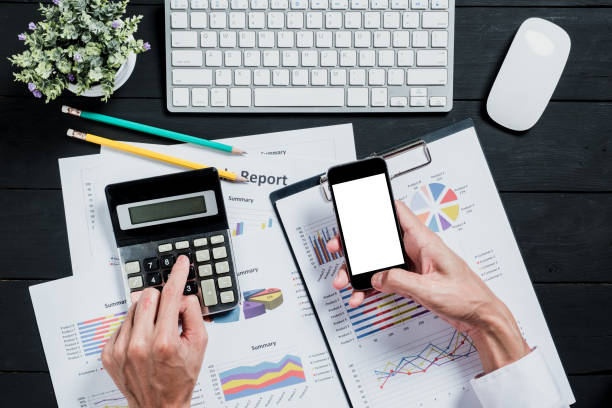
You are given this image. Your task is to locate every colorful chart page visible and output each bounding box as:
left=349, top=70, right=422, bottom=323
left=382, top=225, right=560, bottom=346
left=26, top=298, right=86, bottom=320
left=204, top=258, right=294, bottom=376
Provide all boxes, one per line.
left=275, top=125, right=574, bottom=408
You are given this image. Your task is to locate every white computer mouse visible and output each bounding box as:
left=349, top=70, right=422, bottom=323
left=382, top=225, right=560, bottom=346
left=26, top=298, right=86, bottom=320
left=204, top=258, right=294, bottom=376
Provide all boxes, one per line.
left=486, top=18, right=571, bottom=131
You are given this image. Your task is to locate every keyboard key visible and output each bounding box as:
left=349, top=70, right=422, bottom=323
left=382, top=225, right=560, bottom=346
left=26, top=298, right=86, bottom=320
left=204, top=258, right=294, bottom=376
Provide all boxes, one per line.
left=364, top=12, right=380, bottom=29
left=410, top=87, right=427, bottom=96
left=201, top=32, right=218, bottom=48
left=422, top=12, right=449, bottom=29
left=177, top=251, right=193, bottom=263
left=410, top=96, right=427, bottom=106
left=302, top=50, right=317, bottom=66
left=198, top=264, right=213, bottom=277
left=402, top=12, right=419, bottom=28
left=411, top=0, right=426, bottom=9
left=171, top=31, right=197, bottom=47
left=146, top=272, right=162, bottom=286
left=235, top=69, right=251, bottom=85
left=272, top=69, right=290, bottom=85
left=128, top=275, right=144, bottom=289
left=144, top=258, right=159, bottom=272
left=255, top=89, right=344, bottom=106
left=193, top=237, right=208, bottom=247
left=230, top=88, right=252, bottom=106
left=220, top=32, right=237, bottom=48
left=311, top=0, right=328, bottom=9
left=231, top=0, right=249, bottom=8
left=291, top=0, right=308, bottom=8
left=388, top=69, right=404, bottom=85
left=270, top=0, right=288, bottom=8
left=335, top=31, right=351, bottom=47
left=211, top=88, right=228, bottom=106
left=390, top=96, right=408, bottom=106
left=239, top=31, right=256, bottom=47
left=330, top=0, right=348, bottom=8
left=311, top=69, right=327, bottom=85
left=171, top=0, right=188, bottom=8
left=249, top=12, right=266, bottom=28
left=212, top=246, right=228, bottom=259
left=192, top=88, right=209, bottom=106
left=292, top=69, right=309, bottom=85
left=196, top=249, right=211, bottom=262
left=210, top=12, right=227, bottom=28
left=183, top=281, right=198, bottom=296
left=316, top=31, right=332, bottom=47
left=211, top=0, right=229, bottom=9
left=371, top=0, right=388, bottom=9
left=391, top=0, right=408, bottom=9
left=173, top=69, right=212, bottom=85
left=412, top=31, right=429, bottom=48
left=330, top=69, right=347, bottom=85
left=369, top=69, right=385, bottom=85
left=325, top=12, right=342, bottom=28
left=220, top=291, right=235, bottom=303
left=268, top=12, right=285, bottom=28
left=347, top=88, right=368, bottom=106
left=251, top=0, right=269, bottom=8
left=429, top=96, right=447, bottom=107
left=344, top=12, right=361, bottom=28
left=393, top=31, right=410, bottom=48
left=383, top=12, right=400, bottom=28
left=201, top=279, right=218, bottom=306
left=349, top=69, right=365, bottom=85
left=397, top=50, right=414, bottom=66
left=321, top=50, right=338, bottom=66
left=190, top=12, right=207, bottom=28
left=217, top=276, right=233, bottom=289
left=191, top=0, right=208, bottom=8
left=407, top=68, right=447, bottom=85
left=125, top=261, right=140, bottom=274
left=172, top=50, right=203, bottom=67
left=188, top=265, right=196, bottom=279
left=378, top=50, right=394, bottom=66
left=431, top=31, right=448, bottom=48
left=254, top=69, right=271, bottom=85
left=371, top=88, right=387, bottom=106
left=171, top=12, right=188, bottom=28
left=216, top=69, right=232, bottom=85
left=173, top=88, right=189, bottom=106
left=215, top=261, right=230, bottom=274
left=431, top=0, right=448, bottom=9
left=160, top=255, right=174, bottom=269
left=417, top=50, right=447, bottom=66
left=244, top=50, right=261, bottom=66
left=354, top=32, right=371, bottom=48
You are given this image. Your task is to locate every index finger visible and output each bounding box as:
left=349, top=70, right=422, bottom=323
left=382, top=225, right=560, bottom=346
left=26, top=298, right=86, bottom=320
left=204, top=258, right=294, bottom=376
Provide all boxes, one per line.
left=156, top=255, right=190, bottom=332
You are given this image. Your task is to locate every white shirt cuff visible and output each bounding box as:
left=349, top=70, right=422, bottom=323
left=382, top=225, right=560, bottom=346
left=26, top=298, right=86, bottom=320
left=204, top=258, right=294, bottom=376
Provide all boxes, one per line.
left=470, top=348, right=568, bottom=408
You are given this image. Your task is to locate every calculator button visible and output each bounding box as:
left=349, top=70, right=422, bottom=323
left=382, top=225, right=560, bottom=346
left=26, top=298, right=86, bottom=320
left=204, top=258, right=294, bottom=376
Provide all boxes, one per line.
left=125, top=261, right=140, bottom=274
left=193, top=237, right=208, bottom=247
left=144, top=257, right=159, bottom=272
left=198, top=264, right=213, bottom=277
left=162, top=270, right=171, bottom=281
left=215, top=261, right=230, bottom=274
left=210, top=235, right=225, bottom=244
left=160, top=255, right=174, bottom=268
left=220, top=291, right=235, bottom=304
left=146, top=272, right=162, bottom=286
left=158, top=243, right=173, bottom=252
left=188, top=265, right=196, bottom=279
left=177, top=251, right=193, bottom=263
left=201, top=279, right=218, bottom=306
left=128, top=275, right=144, bottom=289
left=217, top=276, right=232, bottom=289
left=183, top=281, right=198, bottom=296
left=175, top=240, right=190, bottom=250
left=212, top=246, right=227, bottom=259
left=195, top=249, right=210, bottom=262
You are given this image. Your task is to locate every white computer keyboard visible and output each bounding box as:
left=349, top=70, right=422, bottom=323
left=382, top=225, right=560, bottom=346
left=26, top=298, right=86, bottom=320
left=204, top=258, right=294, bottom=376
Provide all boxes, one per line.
left=165, top=0, right=454, bottom=112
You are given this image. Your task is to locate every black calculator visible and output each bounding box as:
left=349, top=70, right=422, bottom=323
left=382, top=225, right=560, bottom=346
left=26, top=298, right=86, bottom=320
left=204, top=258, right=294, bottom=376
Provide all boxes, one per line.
left=105, top=168, right=239, bottom=316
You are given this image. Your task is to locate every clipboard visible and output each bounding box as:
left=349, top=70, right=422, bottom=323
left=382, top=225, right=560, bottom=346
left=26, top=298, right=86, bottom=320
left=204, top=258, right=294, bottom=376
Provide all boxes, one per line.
left=269, top=119, right=475, bottom=406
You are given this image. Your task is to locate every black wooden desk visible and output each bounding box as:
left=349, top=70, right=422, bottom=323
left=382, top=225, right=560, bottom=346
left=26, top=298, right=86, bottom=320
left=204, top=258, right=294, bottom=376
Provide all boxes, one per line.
left=1, top=0, right=611, bottom=406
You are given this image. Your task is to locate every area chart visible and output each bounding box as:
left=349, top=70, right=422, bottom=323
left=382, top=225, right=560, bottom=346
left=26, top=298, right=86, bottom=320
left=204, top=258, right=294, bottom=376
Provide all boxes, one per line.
left=219, top=354, right=306, bottom=401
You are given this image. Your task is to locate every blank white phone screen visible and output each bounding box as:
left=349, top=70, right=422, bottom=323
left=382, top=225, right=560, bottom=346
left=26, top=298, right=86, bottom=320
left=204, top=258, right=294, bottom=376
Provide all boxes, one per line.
left=332, top=173, right=404, bottom=275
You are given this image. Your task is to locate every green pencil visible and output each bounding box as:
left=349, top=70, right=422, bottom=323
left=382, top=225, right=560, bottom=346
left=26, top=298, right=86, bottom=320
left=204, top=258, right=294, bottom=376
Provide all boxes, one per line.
left=61, top=106, right=245, bottom=155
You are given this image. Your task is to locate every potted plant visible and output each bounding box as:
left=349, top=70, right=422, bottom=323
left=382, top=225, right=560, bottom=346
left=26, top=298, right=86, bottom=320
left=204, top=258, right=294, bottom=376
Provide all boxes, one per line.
left=9, top=0, right=150, bottom=102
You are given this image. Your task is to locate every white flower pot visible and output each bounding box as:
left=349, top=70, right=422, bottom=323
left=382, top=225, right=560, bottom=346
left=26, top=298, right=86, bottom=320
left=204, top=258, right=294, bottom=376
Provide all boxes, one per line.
left=67, top=52, right=137, bottom=97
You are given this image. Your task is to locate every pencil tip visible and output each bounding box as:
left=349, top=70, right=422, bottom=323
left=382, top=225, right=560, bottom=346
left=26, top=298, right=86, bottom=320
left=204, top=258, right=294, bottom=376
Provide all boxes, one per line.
left=236, top=175, right=248, bottom=183
left=232, top=148, right=247, bottom=155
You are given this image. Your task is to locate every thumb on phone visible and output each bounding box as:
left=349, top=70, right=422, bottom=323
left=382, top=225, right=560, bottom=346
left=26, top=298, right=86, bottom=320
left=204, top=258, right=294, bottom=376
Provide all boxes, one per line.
left=371, top=268, right=422, bottom=299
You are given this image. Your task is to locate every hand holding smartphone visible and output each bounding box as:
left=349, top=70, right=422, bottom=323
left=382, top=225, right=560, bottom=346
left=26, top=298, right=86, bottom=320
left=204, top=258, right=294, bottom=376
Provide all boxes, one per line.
left=327, top=157, right=408, bottom=290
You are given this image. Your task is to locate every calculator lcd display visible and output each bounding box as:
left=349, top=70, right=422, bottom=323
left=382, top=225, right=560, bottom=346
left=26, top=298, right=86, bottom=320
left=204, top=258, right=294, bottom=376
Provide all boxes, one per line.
left=129, top=196, right=206, bottom=225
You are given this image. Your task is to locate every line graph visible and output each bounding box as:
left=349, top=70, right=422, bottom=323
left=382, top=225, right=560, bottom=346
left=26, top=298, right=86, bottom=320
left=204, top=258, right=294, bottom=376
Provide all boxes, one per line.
left=374, top=329, right=477, bottom=389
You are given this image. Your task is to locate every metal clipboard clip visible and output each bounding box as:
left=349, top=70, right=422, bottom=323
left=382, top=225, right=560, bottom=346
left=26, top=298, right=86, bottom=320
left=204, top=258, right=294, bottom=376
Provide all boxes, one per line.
left=319, top=139, right=431, bottom=202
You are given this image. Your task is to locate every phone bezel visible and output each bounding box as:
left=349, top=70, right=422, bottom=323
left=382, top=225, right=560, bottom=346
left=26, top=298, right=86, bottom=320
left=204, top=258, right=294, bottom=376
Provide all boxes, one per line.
left=327, top=157, right=408, bottom=290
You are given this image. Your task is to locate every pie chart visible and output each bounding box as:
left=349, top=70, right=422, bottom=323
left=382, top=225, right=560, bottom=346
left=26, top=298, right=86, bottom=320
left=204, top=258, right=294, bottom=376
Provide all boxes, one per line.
left=409, top=183, right=460, bottom=232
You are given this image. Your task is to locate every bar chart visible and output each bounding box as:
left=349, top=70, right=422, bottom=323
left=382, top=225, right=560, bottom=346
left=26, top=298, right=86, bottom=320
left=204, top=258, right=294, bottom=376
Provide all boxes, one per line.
left=77, top=311, right=127, bottom=356
left=339, top=287, right=429, bottom=340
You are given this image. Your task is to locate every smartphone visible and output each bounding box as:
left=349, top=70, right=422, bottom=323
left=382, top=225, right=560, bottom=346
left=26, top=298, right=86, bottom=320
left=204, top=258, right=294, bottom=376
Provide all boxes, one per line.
left=327, top=157, right=408, bottom=290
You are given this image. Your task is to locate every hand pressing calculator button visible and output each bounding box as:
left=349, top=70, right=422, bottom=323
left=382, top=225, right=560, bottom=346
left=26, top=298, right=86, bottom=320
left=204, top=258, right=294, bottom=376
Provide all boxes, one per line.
left=106, top=168, right=240, bottom=317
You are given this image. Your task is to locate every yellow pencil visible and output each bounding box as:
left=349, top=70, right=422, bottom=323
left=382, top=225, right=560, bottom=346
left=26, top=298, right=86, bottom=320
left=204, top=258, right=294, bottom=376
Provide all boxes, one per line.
left=67, top=129, right=247, bottom=183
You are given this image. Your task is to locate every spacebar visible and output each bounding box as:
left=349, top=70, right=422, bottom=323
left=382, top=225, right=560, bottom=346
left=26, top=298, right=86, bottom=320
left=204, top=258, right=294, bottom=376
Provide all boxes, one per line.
left=254, top=89, right=344, bottom=107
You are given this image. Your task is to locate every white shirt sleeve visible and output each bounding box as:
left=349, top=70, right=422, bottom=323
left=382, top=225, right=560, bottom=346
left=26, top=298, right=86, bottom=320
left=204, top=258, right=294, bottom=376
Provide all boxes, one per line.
left=470, top=348, right=569, bottom=408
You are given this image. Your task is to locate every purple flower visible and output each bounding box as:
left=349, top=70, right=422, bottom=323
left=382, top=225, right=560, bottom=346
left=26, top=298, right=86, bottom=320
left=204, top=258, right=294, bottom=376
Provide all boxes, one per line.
left=67, top=73, right=75, bottom=82
left=28, top=83, right=36, bottom=92
left=28, top=22, right=36, bottom=31
left=74, top=53, right=82, bottom=62
left=53, top=0, right=60, bottom=4
left=32, top=90, right=42, bottom=98
left=18, top=33, right=26, bottom=41
left=143, top=42, right=151, bottom=51
left=111, top=20, right=122, bottom=28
